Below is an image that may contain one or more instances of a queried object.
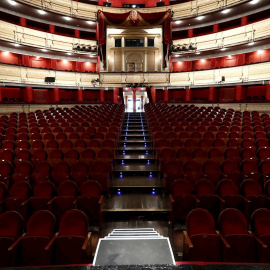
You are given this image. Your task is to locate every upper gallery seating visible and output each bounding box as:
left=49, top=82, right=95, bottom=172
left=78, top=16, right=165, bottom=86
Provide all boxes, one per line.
left=0, top=103, right=124, bottom=267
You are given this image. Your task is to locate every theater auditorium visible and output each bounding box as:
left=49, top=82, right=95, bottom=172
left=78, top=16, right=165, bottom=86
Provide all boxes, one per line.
left=0, top=0, right=270, bottom=269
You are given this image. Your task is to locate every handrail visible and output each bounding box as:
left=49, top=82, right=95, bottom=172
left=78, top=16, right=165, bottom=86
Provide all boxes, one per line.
left=15, top=0, right=249, bottom=21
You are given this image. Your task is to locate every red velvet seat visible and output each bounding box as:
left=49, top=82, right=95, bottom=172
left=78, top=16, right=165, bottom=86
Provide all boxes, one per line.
left=17, top=210, right=56, bottom=266
left=0, top=211, right=23, bottom=267
left=183, top=208, right=221, bottom=261
left=251, top=208, right=270, bottom=262
left=54, top=209, right=92, bottom=265
left=218, top=208, right=256, bottom=262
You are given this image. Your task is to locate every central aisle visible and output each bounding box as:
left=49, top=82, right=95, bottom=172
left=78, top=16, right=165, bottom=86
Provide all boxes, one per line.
left=102, top=112, right=171, bottom=215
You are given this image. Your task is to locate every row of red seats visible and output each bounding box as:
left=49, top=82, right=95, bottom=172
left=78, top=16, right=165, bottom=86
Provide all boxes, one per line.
left=183, top=208, right=270, bottom=263
left=0, top=179, right=103, bottom=225
left=0, top=209, right=93, bottom=267
left=169, top=178, right=270, bottom=223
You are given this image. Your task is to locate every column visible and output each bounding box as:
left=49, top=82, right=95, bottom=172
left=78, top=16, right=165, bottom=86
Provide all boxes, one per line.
left=241, top=16, right=248, bottom=26
left=238, top=54, right=245, bottom=66
left=100, top=89, right=105, bottom=103
left=133, top=89, right=136, bottom=112
left=20, top=18, right=26, bottom=27
left=97, top=57, right=100, bottom=73
left=164, top=89, right=169, bottom=102
left=144, top=37, right=148, bottom=72
left=185, top=88, right=191, bottom=102
left=111, top=51, right=115, bottom=72
left=121, top=37, right=125, bottom=72
left=213, top=24, right=219, bottom=33
left=154, top=51, right=158, bottom=72
left=51, top=59, right=57, bottom=70
left=76, top=62, right=82, bottom=72
left=53, top=88, right=60, bottom=103
left=144, top=52, right=147, bottom=72
left=125, top=95, right=128, bottom=109
left=25, top=87, right=34, bottom=103
left=141, top=95, right=144, bottom=109
left=150, top=87, right=156, bottom=103
left=235, top=85, right=243, bottom=101
left=22, top=55, right=30, bottom=67
left=188, top=29, right=193, bottom=38
left=113, top=87, right=119, bottom=103
left=49, top=25, right=55, bottom=34
left=211, top=58, right=216, bottom=69
left=77, top=89, right=83, bottom=102
left=74, top=29, right=80, bottom=38
left=266, top=85, right=270, bottom=101
left=209, top=87, right=215, bottom=102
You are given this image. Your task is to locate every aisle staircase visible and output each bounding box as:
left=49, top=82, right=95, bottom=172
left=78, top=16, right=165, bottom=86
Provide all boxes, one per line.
left=102, top=112, right=171, bottom=217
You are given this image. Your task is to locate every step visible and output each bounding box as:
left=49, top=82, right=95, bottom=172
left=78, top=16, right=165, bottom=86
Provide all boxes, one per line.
left=102, top=194, right=171, bottom=212
left=121, top=133, right=150, bottom=136
left=119, top=140, right=151, bottom=143
left=116, top=154, right=155, bottom=160
left=114, top=164, right=158, bottom=172
left=118, top=146, right=153, bottom=151
left=111, top=176, right=162, bottom=188
left=122, top=129, right=149, bottom=132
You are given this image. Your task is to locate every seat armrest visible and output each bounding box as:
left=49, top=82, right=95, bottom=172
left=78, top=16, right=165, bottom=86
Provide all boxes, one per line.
left=45, top=232, right=59, bottom=251
left=47, top=196, right=57, bottom=205
left=82, top=232, right=92, bottom=251
left=216, top=231, right=230, bottom=248
left=21, top=197, right=32, bottom=206
left=8, top=234, right=26, bottom=251
left=98, top=195, right=104, bottom=204
left=183, top=231, right=193, bottom=249
left=249, top=231, right=267, bottom=248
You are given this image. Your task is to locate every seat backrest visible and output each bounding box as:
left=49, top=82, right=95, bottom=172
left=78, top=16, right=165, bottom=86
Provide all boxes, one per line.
left=34, top=181, right=55, bottom=197
left=195, top=178, right=216, bottom=196
left=0, top=211, right=23, bottom=238
left=58, top=180, right=78, bottom=197
left=79, top=180, right=102, bottom=197
left=187, top=208, right=216, bottom=236
left=219, top=208, right=248, bottom=237
left=217, top=179, right=239, bottom=196
left=59, top=210, right=88, bottom=238
left=241, top=179, right=263, bottom=197
left=251, top=208, right=270, bottom=236
left=9, top=181, right=31, bottom=199
left=26, top=210, right=56, bottom=237
left=171, top=179, right=194, bottom=197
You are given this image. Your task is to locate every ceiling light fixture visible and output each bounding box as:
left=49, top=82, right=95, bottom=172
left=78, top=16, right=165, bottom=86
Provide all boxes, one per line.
left=250, top=0, right=259, bottom=4
left=175, top=20, right=182, bottom=24
left=8, top=0, right=17, bottom=5
left=196, top=16, right=204, bottom=21
left=87, top=21, right=94, bottom=25
left=222, top=9, right=230, bottom=14
left=63, top=16, right=71, bottom=21
left=248, top=41, right=255, bottom=45
left=220, top=48, right=226, bottom=51
left=38, top=10, right=46, bottom=15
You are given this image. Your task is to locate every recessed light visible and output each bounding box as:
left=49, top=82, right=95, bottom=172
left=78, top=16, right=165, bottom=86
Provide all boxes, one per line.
left=175, top=20, right=182, bottom=24
left=222, top=9, right=230, bottom=14
left=196, top=51, right=201, bottom=54
left=67, top=53, right=72, bottom=55
left=196, top=16, right=204, bottom=21
left=258, top=50, right=263, bottom=54
left=178, top=61, right=182, bottom=63
left=87, top=21, right=94, bottom=25
left=42, top=49, right=48, bottom=52
left=228, top=55, right=232, bottom=59
left=220, top=48, right=226, bottom=51
left=174, top=54, right=179, bottom=57
left=3, top=51, right=9, bottom=55
left=63, top=16, right=71, bottom=21
left=63, top=60, right=68, bottom=64
left=250, top=0, right=259, bottom=4
left=132, top=4, right=136, bottom=8
left=38, top=10, right=46, bottom=15
left=8, top=0, right=17, bottom=5
left=13, top=43, right=20, bottom=47
left=248, top=41, right=254, bottom=45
